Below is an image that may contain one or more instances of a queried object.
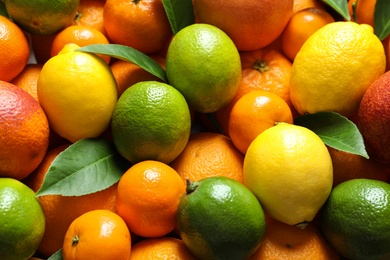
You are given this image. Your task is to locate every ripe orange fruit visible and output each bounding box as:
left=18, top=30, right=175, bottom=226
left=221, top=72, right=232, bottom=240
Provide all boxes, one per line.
left=130, top=237, right=198, bottom=259
left=0, top=15, right=30, bottom=82
left=214, top=48, right=293, bottom=135
left=63, top=210, right=131, bottom=260
left=348, top=0, right=376, bottom=27
left=50, top=25, right=111, bottom=63
left=0, top=81, right=49, bottom=180
left=292, top=0, right=325, bottom=13
left=192, top=0, right=294, bottom=51
left=73, top=0, right=107, bottom=36
left=281, top=8, right=335, bottom=61
left=249, top=216, right=340, bottom=259
left=327, top=147, right=389, bottom=187
left=116, top=160, right=185, bottom=238
left=228, top=90, right=294, bottom=154
left=170, top=132, right=245, bottom=184
left=110, top=55, right=166, bottom=96
left=23, top=144, right=118, bottom=257
left=103, top=0, right=173, bottom=54
left=10, top=63, right=43, bottom=101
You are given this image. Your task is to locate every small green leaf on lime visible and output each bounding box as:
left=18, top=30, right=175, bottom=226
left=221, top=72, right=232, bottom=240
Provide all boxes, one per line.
left=162, top=0, right=195, bottom=35
left=77, top=44, right=167, bottom=82
left=35, top=138, right=131, bottom=197
left=294, top=112, right=369, bottom=158
left=374, top=0, right=390, bottom=40
left=323, top=0, right=351, bottom=21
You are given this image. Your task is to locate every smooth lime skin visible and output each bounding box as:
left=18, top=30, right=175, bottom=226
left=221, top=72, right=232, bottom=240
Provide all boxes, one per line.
left=0, top=178, right=45, bottom=260
left=4, top=0, right=80, bottom=35
left=177, top=176, right=266, bottom=260
left=166, top=23, right=242, bottom=113
left=320, top=178, right=390, bottom=260
left=111, top=81, right=191, bottom=164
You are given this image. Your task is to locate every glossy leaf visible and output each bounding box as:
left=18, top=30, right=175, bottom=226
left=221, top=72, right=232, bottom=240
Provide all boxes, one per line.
left=77, top=44, right=167, bottom=82
left=35, top=138, right=131, bottom=197
left=323, top=0, right=351, bottom=20
left=294, top=112, right=369, bottom=158
left=374, top=0, right=390, bottom=40
left=162, top=0, right=195, bottom=35
left=47, top=249, right=63, bottom=260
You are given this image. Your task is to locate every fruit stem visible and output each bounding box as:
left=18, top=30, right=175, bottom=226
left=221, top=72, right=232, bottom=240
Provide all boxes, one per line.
left=253, top=60, right=270, bottom=73
left=72, top=235, right=79, bottom=247
left=186, top=178, right=199, bottom=194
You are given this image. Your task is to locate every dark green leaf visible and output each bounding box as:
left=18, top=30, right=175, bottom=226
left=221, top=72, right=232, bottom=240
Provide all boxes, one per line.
left=47, top=249, right=63, bottom=260
left=0, top=2, right=9, bottom=18
left=35, top=138, right=131, bottom=197
left=77, top=44, right=167, bottom=82
left=294, top=112, right=369, bottom=158
left=162, top=0, right=195, bottom=35
left=322, top=0, right=351, bottom=20
left=374, top=0, right=390, bottom=40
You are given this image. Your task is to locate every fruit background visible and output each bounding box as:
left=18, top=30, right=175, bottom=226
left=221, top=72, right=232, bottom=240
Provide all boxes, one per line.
left=0, top=0, right=390, bottom=259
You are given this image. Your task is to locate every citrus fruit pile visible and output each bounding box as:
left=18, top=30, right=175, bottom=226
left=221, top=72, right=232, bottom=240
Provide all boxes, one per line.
left=0, top=0, right=390, bottom=259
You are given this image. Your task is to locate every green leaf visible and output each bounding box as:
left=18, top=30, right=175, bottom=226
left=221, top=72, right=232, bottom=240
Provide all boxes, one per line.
left=47, top=249, right=63, bottom=260
left=162, top=0, right=195, bottom=35
left=77, top=44, right=167, bottom=82
left=374, top=0, right=390, bottom=40
left=322, top=0, right=351, bottom=20
left=0, top=2, right=9, bottom=18
left=35, top=138, right=131, bottom=197
left=294, top=112, right=369, bottom=158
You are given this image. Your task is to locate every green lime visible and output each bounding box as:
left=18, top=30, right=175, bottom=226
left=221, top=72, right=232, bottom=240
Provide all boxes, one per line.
left=165, top=23, right=242, bottom=113
left=320, top=178, right=390, bottom=260
left=111, top=81, right=191, bottom=164
left=3, top=0, right=79, bottom=35
left=0, top=178, right=45, bottom=260
left=177, top=176, right=266, bottom=260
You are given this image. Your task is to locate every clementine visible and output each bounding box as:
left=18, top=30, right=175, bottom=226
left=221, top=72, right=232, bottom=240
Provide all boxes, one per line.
left=116, top=160, right=185, bottom=238
left=170, top=132, right=245, bottom=184
left=327, top=147, right=389, bottom=187
left=110, top=54, right=166, bottom=96
left=11, top=63, right=43, bottom=101
left=103, top=0, right=173, bottom=54
left=62, top=209, right=131, bottom=260
left=50, top=25, right=111, bottom=63
left=281, top=7, right=335, bottom=61
left=214, top=48, right=293, bottom=134
left=130, top=237, right=198, bottom=260
left=73, top=0, right=107, bottom=36
left=249, top=216, right=340, bottom=259
left=192, top=0, right=294, bottom=51
left=348, top=0, right=376, bottom=27
left=23, top=144, right=118, bottom=257
left=228, top=90, right=294, bottom=154
left=293, top=0, right=325, bottom=13
left=0, top=81, right=49, bottom=180
left=0, top=15, right=30, bottom=82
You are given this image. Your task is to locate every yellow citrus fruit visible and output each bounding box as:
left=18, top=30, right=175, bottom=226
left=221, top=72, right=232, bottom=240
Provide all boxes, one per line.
left=320, top=179, right=390, bottom=260
left=0, top=178, right=45, bottom=260
left=3, top=0, right=80, bottom=35
left=290, top=21, right=386, bottom=117
left=243, top=123, right=333, bottom=227
left=166, top=23, right=241, bottom=113
left=111, top=81, right=191, bottom=164
left=37, top=43, right=118, bottom=143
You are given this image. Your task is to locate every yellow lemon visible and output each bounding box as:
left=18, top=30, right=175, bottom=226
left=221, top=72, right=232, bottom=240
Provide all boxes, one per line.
left=290, top=21, right=386, bottom=117
left=38, top=43, right=117, bottom=143
left=243, top=123, right=333, bottom=227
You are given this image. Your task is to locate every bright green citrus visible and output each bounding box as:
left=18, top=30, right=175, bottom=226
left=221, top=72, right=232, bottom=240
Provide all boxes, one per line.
left=111, top=81, right=191, bottom=164
left=290, top=21, right=386, bottom=117
left=243, top=122, right=333, bottom=227
left=177, top=176, right=266, bottom=260
left=165, top=23, right=242, bottom=113
left=3, top=0, right=79, bottom=35
left=0, top=178, right=45, bottom=260
left=320, top=178, right=390, bottom=260
left=37, top=43, right=118, bottom=143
